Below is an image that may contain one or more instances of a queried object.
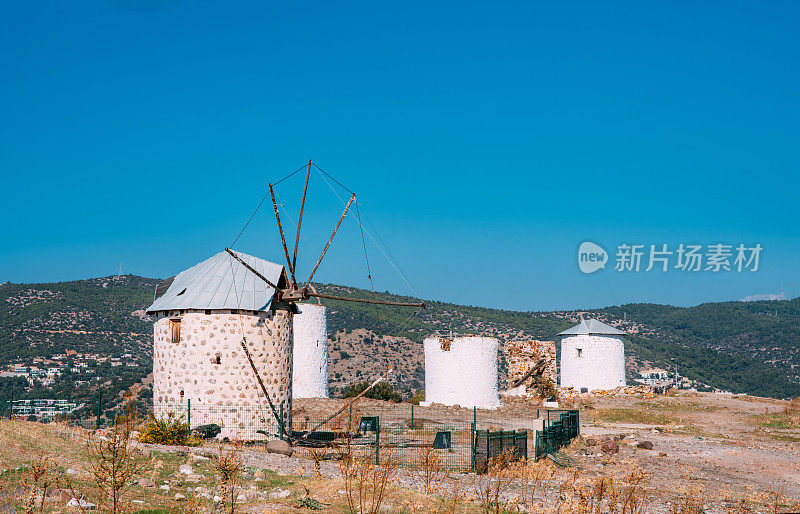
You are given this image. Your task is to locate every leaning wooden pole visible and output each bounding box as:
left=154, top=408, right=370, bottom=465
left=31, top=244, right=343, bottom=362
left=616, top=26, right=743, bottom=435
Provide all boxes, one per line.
left=308, top=292, right=425, bottom=308
left=269, top=184, right=297, bottom=286
left=292, top=159, right=312, bottom=275
left=305, top=193, right=356, bottom=287
left=225, top=248, right=281, bottom=292
left=239, top=337, right=285, bottom=436
left=298, top=367, right=394, bottom=440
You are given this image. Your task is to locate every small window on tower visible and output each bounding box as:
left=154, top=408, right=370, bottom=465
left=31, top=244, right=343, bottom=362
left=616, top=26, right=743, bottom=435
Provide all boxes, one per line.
left=577, top=348, right=583, bottom=358
left=169, top=318, right=181, bottom=344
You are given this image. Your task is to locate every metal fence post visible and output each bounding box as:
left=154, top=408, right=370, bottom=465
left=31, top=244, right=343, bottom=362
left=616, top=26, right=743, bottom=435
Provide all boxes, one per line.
left=279, top=403, right=284, bottom=441
left=96, top=391, right=102, bottom=428
left=471, top=407, right=477, bottom=471
left=470, top=422, right=475, bottom=471
left=187, top=399, right=191, bottom=429
left=375, top=416, right=380, bottom=465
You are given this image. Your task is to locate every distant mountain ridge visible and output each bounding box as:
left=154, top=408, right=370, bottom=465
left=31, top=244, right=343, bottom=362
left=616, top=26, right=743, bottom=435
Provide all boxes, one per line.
left=740, top=292, right=787, bottom=302
left=0, top=275, right=797, bottom=409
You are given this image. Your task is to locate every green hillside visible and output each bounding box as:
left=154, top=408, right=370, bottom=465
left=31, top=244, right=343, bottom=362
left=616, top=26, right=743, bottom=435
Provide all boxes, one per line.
left=315, top=284, right=800, bottom=399
left=0, top=276, right=797, bottom=423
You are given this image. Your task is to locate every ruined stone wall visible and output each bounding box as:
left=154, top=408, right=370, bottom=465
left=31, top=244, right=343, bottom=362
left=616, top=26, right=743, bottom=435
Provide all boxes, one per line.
left=152, top=309, right=292, bottom=440
left=505, top=340, right=557, bottom=389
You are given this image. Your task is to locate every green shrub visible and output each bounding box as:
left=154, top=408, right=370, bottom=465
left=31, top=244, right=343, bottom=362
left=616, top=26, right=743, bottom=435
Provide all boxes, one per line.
left=138, top=411, right=200, bottom=446
left=407, top=390, right=425, bottom=405
left=341, top=381, right=402, bottom=402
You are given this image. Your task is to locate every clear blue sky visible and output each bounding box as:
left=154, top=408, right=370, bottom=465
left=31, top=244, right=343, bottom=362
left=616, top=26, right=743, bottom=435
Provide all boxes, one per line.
left=1, top=1, right=799, bottom=311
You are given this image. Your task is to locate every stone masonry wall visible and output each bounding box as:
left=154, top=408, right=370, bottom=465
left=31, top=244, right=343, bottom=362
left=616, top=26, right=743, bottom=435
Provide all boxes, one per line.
left=505, top=339, right=557, bottom=389
left=153, top=309, right=292, bottom=440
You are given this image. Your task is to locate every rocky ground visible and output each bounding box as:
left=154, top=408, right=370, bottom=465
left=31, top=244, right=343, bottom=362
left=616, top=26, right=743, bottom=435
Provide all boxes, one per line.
left=0, top=391, right=797, bottom=512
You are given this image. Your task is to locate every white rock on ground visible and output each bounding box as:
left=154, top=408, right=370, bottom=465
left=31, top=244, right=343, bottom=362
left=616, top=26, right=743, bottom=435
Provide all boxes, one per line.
left=269, top=488, right=291, bottom=499
left=179, top=464, right=193, bottom=475
left=67, top=498, right=96, bottom=509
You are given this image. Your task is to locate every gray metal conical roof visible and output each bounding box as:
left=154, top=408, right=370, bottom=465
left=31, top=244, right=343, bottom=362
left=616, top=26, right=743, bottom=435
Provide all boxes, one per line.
left=558, top=318, right=626, bottom=336
left=146, top=251, right=284, bottom=314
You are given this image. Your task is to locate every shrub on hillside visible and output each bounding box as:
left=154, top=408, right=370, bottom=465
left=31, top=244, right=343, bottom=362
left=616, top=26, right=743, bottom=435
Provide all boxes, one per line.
left=342, top=381, right=402, bottom=402
left=138, top=411, right=200, bottom=446
left=407, top=390, right=425, bottom=405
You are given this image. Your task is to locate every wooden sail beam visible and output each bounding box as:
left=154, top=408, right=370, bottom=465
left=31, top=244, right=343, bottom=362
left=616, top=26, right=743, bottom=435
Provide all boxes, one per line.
left=224, top=248, right=281, bottom=291
left=292, top=159, right=312, bottom=276
left=239, top=337, right=285, bottom=434
left=308, top=292, right=426, bottom=308
left=305, top=193, right=355, bottom=287
left=297, top=366, right=394, bottom=441
left=509, top=358, right=546, bottom=389
left=228, top=247, right=425, bottom=308
left=269, top=184, right=297, bottom=286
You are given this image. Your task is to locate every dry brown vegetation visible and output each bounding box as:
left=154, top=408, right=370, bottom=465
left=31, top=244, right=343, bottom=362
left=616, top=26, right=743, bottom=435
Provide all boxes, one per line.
left=212, top=441, right=244, bottom=514
left=0, top=391, right=799, bottom=512
left=85, top=395, right=143, bottom=513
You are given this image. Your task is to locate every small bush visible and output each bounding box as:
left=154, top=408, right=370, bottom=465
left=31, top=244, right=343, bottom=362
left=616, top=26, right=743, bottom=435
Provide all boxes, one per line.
left=408, top=390, right=425, bottom=405
left=342, top=381, right=402, bottom=402
left=532, top=377, right=558, bottom=400
left=138, top=411, right=200, bottom=446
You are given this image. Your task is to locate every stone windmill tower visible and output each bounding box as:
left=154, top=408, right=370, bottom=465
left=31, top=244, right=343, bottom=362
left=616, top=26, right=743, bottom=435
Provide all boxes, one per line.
left=146, top=251, right=293, bottom=440
left=147, top=160, right=425, bottom=439
left=558, top=318, right=626, bottom=392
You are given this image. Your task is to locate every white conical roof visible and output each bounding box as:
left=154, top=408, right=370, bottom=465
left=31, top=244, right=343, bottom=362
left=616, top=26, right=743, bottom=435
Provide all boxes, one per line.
left=558, top=318, right=626, bottom=336
left=146, top=251, right=284, bottom=314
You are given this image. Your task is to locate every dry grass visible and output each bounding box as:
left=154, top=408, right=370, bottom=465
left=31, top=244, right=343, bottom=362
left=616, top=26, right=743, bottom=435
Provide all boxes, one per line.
left=473, top=448, right=516, bottom=514
left=431, top=474, right=472, bottom=514
left=340, top=445, right=400, bottom=514
left=212, top=441, right=244, bottom=514
left=21, top=451, right=51, bottom=513
left=595, top=408, right=676, bottom=426
left=752, top=398, right=800, bottom=429
left=85, top=394, right=144, bottom=513
left=412, top=444, right=447, bottom=494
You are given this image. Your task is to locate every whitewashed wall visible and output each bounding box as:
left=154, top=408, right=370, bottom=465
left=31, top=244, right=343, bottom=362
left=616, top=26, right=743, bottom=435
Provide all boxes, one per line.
left=291, top=304, right=329, bottom=399
left=152, top=309, right=293, bottom=440
left=424, top=336, right=500, bottom=409
left=560, top=335, right=625, bottom=391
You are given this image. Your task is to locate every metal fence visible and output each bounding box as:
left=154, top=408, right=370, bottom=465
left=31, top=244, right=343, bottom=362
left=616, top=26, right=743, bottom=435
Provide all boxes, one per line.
left=290, top=414, right=477, bottom=471
left=153, top=401, right=286, bottom=442
left=4, top=397, right=579, bottom=472
left=534, top=409, right=580, bottom=460
left=153, top=402, right=579, bottom=472
left=473, top=429, right=528, bottom=473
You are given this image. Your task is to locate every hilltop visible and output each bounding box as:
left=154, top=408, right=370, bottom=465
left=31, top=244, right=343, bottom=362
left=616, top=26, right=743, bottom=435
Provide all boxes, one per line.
left=0, top=275, right=797, bottom=420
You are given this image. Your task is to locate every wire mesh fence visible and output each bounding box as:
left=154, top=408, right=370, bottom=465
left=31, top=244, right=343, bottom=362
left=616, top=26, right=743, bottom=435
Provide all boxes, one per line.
left=534, top=409, right=580, bottom=460
left=2, top=396, right=579, bottom=472
left=153, top=401, right=286, bottom=442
